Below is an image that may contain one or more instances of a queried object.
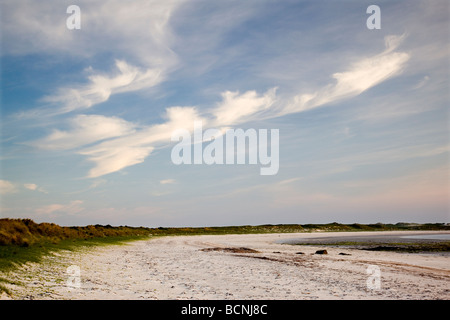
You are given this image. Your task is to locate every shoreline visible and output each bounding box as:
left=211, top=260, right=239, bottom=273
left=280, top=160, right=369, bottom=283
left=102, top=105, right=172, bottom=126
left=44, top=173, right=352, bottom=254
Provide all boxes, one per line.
left=1, top=230, right=449, bottom=300
left=278, top=230, right=450, bottom=255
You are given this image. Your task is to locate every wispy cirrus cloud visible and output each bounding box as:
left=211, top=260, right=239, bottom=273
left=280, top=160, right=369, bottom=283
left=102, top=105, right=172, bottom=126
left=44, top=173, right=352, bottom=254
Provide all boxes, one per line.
left=29, top=34, right=411, bottom=178
left=24, top=183, right=48, bottom=193
left=23, top=183, right=38, bottom=191
left=280, top=34, right=410, bottom=115
left=31, top=114, right=137, bottom=150
left=210, top=88, right=277, bottom=126
left=160, top=179, right=176, bottom=185
left=79, top=106, right=204, bottom=178
left=3, top=0, right=185, bottom=118
left=0, top=180, right=48, bottom=194
left=1, top=0, right=182, bottom=63
left=28, top=106, right=204, bottom=178
left=0, top=180, right=17, bottom=194
left=42, top=60, right=163, bottom=114
left=35, top=200, right=84, bottom=217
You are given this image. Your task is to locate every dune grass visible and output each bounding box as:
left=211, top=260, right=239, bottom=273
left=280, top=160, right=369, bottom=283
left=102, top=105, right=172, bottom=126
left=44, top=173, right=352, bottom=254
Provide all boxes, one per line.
left=0, top=234, right=150, bottom=271
left=0, top=218, right=154, bottom=294
left=0, top=218, right=152, bottom=247
left=0, top=234, right=150, bottom=295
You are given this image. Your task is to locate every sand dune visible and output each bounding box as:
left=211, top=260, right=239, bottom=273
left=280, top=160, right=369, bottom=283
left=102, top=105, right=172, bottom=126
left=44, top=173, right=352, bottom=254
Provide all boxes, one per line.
left=2, top=231, right=449, bottom=300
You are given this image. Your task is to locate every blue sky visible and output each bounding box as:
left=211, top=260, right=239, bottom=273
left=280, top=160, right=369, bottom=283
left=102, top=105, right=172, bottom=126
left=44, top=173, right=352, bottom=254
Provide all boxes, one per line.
left=0, top=0, right=448, bottom=227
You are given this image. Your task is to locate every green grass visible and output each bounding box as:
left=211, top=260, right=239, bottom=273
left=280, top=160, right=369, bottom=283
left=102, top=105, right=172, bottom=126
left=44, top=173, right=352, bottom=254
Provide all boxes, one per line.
left=0, top=234, right=151, bottom=296
left=0, top=234, right=150, bottom=273
left=0, top=276, right=22, bottom=295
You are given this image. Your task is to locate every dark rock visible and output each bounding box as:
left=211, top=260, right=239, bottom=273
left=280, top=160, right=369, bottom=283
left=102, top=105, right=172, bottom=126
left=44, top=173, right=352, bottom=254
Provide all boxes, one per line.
left=339, top=252, right=351, bottom=256
left=295, top=252, right=305, bottom=255
left=200, top=247, right=260, bottom=253
left=315, top=250, right=328, bottom=255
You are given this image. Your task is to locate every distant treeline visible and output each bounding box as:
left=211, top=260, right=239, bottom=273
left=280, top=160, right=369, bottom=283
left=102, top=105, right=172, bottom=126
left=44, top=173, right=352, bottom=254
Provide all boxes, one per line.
left=1, top=218, right=448, bottom=247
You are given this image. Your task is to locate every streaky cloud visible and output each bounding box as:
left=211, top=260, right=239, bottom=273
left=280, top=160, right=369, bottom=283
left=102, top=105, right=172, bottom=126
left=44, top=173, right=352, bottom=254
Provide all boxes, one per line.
left=42, top=60, right=163, bottom=114
left=279, top=34, right=410, bottom=116
left=30, top=35, right=411, bottom=178
left=78, top=106, right=205, bottom=178
left=30, top=114, right=137, bottom=150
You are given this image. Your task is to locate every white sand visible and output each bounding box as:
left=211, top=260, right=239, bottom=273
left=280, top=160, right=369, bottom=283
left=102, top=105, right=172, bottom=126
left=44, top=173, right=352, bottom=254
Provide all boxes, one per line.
left=2, top=231, right=449, bottom=300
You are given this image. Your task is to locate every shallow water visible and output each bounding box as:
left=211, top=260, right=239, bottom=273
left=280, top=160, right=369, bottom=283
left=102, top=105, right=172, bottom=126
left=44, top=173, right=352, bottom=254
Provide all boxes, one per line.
left=279, top=232, right=450, bottom=245
left=401, top=234, right=450, bottom=240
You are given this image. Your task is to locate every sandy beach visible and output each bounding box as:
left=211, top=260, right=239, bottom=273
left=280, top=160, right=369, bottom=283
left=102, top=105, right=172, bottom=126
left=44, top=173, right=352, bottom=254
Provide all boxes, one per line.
left=2, top=231, right=449, bottom=300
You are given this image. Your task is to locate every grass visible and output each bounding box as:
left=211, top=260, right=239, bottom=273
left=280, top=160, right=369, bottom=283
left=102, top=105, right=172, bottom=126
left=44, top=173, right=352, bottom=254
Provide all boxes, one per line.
left=0, top=218, right=152, bottom=247
left=0, top=234, right=151, bottom=272
left=0, top=234, right=151, bottom=296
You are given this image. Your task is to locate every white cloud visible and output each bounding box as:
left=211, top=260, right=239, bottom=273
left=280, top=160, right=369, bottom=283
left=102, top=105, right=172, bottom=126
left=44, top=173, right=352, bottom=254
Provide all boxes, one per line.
left=23, top=183, right=37, bottom=191
left=78, top=106, right=204, bottom=178
left=2, top=0, right=185, bottom=116
left=80, top=145, right=154, bottom=178
left=1, top=0, right=182, bottom=64
left=205, top=35, right=410, bottom=127
left=31, top=105, right=204, bottom=178
left=35, top=200, right=84, bottom=217
left=413, top=75, right=430, bottom=90
left=160, top=179, right=176, bottom=185
left=23, top=183, right=48, bottom=193
left=32, top=114, right=137, bottom=150
left=43, top=60, right=163, bottom=114
left=0, top=180, right=17, bottom=194
left=208, top=35, right=410, bottom=125
left=30, top=34, right=412, bottom=179
left=89, top=179, right=106, bottom=189
left=281, top=34, right=410, bottom=115
left=210, top=88, right=277, bottom=126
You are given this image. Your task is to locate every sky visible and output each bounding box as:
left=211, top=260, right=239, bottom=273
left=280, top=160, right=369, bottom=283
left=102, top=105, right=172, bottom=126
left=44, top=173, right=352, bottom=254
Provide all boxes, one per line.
left=0, top=0, right=449, bottom=227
